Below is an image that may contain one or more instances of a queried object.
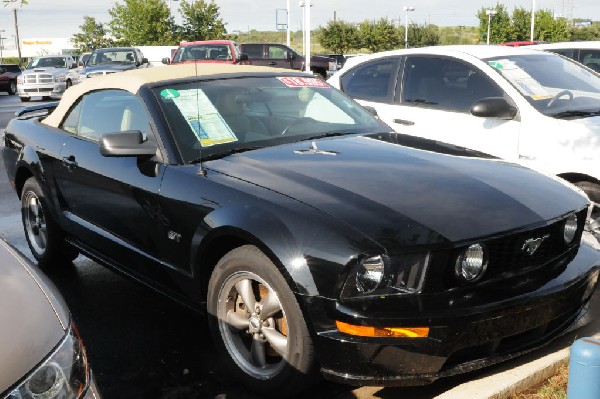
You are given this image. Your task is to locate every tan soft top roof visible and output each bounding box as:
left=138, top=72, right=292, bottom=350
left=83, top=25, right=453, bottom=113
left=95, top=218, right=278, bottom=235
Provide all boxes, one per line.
left=43, top=63, right=298, bottom=127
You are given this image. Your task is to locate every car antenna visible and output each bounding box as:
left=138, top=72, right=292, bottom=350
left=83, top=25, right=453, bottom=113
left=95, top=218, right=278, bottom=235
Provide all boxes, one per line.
left=195, top=57, right=206, bottom=176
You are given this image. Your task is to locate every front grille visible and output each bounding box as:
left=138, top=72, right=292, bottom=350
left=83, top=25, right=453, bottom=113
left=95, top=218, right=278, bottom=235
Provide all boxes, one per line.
left=23, top=88, right=53, bottom=93
left=424, top=209, right=587, bottom=292
left=24, top=74, right=53, bottom=84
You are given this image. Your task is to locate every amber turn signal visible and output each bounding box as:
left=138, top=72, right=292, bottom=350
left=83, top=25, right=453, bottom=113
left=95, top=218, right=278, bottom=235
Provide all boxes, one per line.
left=336, top=321, right=429, bottom=338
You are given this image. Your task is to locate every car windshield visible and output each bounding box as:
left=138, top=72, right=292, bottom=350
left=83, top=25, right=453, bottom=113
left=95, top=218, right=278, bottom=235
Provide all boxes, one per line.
left=88, top=50, right=136, bottom=66
left=173, top=44, right=232, bottom=63
left=484, top=53, right=600, bottom=117
left=26, top=57, right=67, bottom=69
left=153, top=76, right=388, bottom=163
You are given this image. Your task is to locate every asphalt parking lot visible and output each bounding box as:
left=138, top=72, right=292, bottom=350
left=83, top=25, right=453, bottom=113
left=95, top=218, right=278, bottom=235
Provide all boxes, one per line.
left=1, top=92, right=599, bottom=399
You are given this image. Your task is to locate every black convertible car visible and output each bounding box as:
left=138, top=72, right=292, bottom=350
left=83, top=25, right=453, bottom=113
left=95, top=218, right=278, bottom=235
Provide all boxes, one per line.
left=2, top=64, right=599, bottom=396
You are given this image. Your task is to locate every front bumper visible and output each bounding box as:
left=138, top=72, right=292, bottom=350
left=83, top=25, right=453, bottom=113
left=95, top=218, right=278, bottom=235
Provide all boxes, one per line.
left=303, top=239, right=600, bottom=386
left=17, top=82, right=67, bottom=98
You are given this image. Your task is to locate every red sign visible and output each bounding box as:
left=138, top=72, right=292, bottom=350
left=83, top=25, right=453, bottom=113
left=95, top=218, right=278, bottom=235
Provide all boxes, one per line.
left=277, top=77, right=329, bottom=88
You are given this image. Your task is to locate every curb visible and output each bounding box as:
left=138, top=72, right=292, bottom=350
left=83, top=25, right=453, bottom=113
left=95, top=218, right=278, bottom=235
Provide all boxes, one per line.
left=434, top=330, right=600, bottom=399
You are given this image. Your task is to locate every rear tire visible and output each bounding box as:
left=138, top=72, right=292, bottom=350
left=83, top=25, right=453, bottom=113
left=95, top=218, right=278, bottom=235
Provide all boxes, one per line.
left=207, top=245, right=317, bottom=397
left=8, top=80, right=17, bottom=95
left=21, top=177, right=78, bottom=267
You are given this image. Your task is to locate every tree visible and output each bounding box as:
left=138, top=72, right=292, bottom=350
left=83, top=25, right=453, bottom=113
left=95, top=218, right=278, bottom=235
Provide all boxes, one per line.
left=569, top=23, right=600, bottom=41
left=177, top=0, right=226, bottom=42
left=358, top=18, right=401, bottom=52
left=510, top=7, right=531, bottom=41
left=534, top=10, right=569, bottom=42
left=317, top=20, right=360, bottom=54
left=408, top=23, right=440, bottom=48
left=476, top=4, right=511, bottom=44
left=71, top=16, right=114, bottom=52
left=109, top=0, right=176, bottom=45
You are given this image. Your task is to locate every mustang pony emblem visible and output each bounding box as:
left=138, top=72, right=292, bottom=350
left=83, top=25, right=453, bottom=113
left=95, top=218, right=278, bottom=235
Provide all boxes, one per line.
left=522, top=234, right=550, bottom=255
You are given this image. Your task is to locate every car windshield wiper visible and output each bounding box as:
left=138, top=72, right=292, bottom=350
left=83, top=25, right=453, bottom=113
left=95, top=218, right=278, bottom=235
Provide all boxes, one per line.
left=188, top=146, right=264, bottom=163
left=301, top=132, right=356, bottom=141
left=549, top=110, right=600, bottom=119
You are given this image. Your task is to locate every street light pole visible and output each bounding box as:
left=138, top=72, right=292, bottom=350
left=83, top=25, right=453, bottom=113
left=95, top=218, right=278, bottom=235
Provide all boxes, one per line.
left=286, top=0, right=290, bottom=47
left=530, top=0, right=536, bottom=41
left=404, top=6, right=414, bottom=49
left=486, top=9, right=497, bottom=45
left=0, top=30, right=5, bottom=64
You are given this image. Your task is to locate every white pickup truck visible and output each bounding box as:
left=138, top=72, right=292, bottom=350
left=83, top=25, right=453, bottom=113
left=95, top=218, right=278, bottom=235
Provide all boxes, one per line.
left=17, top=55, right=78, bottom=102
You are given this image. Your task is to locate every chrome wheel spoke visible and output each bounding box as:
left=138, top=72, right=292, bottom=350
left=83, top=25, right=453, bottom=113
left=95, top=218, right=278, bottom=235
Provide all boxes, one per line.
left=250, top=335, right=266, bottom=368
left=226, top=310, right=250, bottom=330
left=38, top=229, right=47, bottom=249
left=262, top=326, right=288, bottom=358
left=259, top=290, right=281, bottom=320
left=29, top=197, right=40, bottom=218
left=235, top=279, right=256, bottom=311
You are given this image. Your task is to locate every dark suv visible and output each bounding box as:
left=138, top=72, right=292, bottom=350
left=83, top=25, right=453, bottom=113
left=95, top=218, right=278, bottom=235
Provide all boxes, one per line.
left=0, top=64, right=21, bottom=95
left=238, top=43, right=336, bottom=78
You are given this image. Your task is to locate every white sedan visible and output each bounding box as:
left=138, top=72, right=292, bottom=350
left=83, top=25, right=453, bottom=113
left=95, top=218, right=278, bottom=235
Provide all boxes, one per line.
left=328, top=45, right=600, bottom=208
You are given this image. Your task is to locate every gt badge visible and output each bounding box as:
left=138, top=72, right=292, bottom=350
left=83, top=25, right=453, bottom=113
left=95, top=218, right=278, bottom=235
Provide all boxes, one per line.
left=522, top=234, right=549, bottom=255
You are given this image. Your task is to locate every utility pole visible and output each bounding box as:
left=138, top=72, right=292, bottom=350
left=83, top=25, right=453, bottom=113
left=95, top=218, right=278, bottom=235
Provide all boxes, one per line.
left=286, top=0, right=290, bottom=47
left=404, top=6, right=414, bottom=49
left=13, top=8, right=22, bottom=64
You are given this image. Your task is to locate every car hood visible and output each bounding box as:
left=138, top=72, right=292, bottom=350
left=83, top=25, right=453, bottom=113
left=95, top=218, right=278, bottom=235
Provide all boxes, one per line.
left=0, top=240, right=68, bottom=393
left=207, top=134, right=588, bottom=248
left=83, top=63, right=137, bottom=73
left=22, top=67, right=66, bottom=77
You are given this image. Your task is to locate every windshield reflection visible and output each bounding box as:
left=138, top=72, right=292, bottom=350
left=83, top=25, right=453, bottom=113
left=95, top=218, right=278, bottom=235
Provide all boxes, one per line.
left=484, top=54, right=600, bottom=116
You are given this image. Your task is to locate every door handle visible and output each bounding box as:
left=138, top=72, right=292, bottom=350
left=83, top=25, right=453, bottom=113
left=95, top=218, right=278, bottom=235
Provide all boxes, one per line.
left=393, top=119, right=415, bottom=126
left=268, top=62, right=277, bottom=66
left=62, top=155, right=78, bottom=170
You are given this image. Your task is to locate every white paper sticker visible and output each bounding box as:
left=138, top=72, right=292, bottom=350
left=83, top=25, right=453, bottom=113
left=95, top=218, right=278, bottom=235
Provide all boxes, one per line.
left=171, top=89, right=238, bottom=147
left=489, top=60, right=552, bottom=100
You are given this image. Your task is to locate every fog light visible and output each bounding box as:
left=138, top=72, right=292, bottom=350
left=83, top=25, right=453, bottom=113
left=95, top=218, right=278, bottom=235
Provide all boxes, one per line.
left=356, top=256, right=384, bottom=293
left=564, top=214, right=578, bottom=244
left=456, top=243, right=486, bottom=282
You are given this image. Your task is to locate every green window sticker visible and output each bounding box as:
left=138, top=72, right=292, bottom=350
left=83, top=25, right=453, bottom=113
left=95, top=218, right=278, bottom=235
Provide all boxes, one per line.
left=160, top=89, right=180, bottom=99
left=488, top=61, right=503, bottom=70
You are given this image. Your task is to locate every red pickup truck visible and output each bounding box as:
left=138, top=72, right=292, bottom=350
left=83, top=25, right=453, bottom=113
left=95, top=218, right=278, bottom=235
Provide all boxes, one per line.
left=162, top=40, right=249, bottom=65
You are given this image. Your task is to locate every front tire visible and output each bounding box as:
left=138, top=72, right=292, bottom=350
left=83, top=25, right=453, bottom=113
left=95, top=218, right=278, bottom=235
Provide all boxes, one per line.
left=207, top=245, right=316, bottom=397
left=21, top=177, right=78, bottom=267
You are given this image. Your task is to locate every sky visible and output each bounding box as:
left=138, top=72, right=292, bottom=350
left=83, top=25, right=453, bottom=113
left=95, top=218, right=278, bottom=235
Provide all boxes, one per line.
left=1, top=0, right=599, bottom=41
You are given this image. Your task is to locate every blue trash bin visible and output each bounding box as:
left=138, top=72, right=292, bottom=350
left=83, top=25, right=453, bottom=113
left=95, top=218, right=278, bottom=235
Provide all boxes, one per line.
left=567, top=337, right=600, bottom=399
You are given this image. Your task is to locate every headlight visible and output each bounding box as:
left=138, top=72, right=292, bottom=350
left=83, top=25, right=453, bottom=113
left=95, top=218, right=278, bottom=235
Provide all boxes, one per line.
left=7, top=324, right=90, bottom=399
left=78, top=74, right=87, bottom=82
left=17, top=75, right=24, bottom=84
left=55, top=76, right=67, bottom=83
left=455, top=243, right=487, bottom=282
left=356, top=255, right=385, bottom=293
left=563, top=214, right=578, bottom=244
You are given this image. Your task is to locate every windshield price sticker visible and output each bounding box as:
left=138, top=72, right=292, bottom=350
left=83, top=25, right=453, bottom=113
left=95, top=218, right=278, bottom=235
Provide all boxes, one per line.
left=278, top=77, right=329, bottom=88
left=489, top=59, right=552, bottom=100
left=171, top=89, right=238, bottom=147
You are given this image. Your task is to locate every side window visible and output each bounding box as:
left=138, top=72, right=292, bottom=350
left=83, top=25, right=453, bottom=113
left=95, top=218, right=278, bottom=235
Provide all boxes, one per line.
left=579, top=49, right=600, bottom=73
left=402, top=56, right=504, bottom=112
left=551, top=49, right=574, bottom=59
left=243, top=45, right=263, bottom=59
left=60, top=90, right=151, bottom=142
left=340, top=58, right=397, bottom=102
left=268, top=45, right=287, bottom=60
left=61, top=100, right=83, bottom=134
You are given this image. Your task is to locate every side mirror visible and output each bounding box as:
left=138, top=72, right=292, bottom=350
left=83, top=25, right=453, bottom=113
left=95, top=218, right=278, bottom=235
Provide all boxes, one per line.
left=470, top=97, right=517, bottom=120
left=288, top=52, right=297, bottom=61
left=161, top=57, right=171, bottom=65
left=238, top=53, right=249, bottom=64
left=141, top=57, right=149, bottom=64
left=363, top=105, right=378, bottom=117
left=69, top=63, right=76, bottom=69
left=99, top=131, right=157, bottom=158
